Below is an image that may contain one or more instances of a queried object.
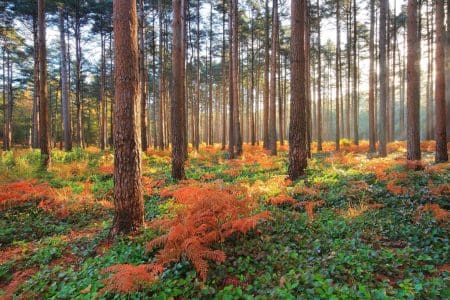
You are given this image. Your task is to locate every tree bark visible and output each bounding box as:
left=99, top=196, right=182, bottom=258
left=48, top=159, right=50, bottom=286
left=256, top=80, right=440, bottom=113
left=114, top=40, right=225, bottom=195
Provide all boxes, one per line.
left=38, top=0, right=50, bottom=167
left=59, top=7, right=72, bottom=152
left=263, top=0, right=270, bottom=149
left=335, top=0, right=341, bottom=151
left=289, top=0, right=307, bottom=180
left=368, top=0, right=376, bottom=153
left=379, top=0, right=388, bottom=157
left=406, top=0, right=421, bottom=161
left=172, top=0, right=187, bottom=179
left=32, top=17, right=40, bottom=149
left=269, top=0, right=278, bottom=156
left=111, top=0, right=144, bottom=236
left=435, top=0, right=448, bottom=162
left=139, top=0, right=148, bottom=151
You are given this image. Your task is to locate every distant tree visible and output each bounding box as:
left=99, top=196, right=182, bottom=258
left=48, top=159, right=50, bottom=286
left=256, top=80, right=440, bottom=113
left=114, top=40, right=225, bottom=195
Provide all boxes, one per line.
left=111, top=0, right=144, bottom=235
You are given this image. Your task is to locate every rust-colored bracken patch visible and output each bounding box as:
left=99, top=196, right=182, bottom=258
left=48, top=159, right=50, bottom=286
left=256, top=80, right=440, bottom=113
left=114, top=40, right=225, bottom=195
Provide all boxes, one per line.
left=1, top=268, right=38, bottom=299
left=416, top=203, right=450, bottom=222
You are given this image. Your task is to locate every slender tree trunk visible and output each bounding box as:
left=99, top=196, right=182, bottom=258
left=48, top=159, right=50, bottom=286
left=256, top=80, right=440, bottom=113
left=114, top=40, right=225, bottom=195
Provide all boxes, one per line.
left=38, top=0, right=50, bottom=167
left=379, top=0, right=388, bottom=157
left=228, top=0, right=235, bottom=159
left=269, top=0, right=278, bottom=156
left=75, top=1, right=83, bottom=148
left=100, top=31, right=107, bottom=150
left=335, top=0, right=341, bottom=151
left=111, top=0, right=144, bottom=236
left=426, top=5, right=433, bottom=140
left=32, top=17, right=40, bottom=149
left=59, top=8, right=72, bottom=152
left=263, top=0, right=270, bottom=149
left=234, top=0, right=242, bottom=155
left=289, top=0, right=307, bottom=180
left=139, top=0, right=148, bottom=151
left=221, top=1, right=227, bottom=150
left=208, top=3, right=213, bottom=146
left=250, top=13, right=256, bottom=146
left=435, top=0, right=448, bottom=162
left=407, top=0, right=421, bottom=161
left=368, top=0, right=376, bottom=153
left=317, top=0, right=322, bottom=151
left=352, top=0, right=358, bottom=145
left=446, top=0, right=450, bottom=141
left=158, top=0, right=165, bottom=150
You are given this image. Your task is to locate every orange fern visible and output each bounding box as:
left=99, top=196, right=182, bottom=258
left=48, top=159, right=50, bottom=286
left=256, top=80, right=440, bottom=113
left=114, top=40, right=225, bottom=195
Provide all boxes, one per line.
left=296, top=200, right=325, bottom=222
left=0, top=180, right=52, bottom=210
left=416, top=203, right=450, bottom=222
left=267, top=195, right=296, bottom=206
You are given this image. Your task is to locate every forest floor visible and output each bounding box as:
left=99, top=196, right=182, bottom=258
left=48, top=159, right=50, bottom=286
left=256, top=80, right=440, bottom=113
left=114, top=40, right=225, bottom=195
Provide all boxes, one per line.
left=0, top=141, right=449, bottom=299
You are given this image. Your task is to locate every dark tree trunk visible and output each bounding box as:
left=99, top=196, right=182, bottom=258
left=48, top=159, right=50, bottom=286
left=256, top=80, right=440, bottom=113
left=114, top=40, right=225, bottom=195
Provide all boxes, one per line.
left=368, top=0, right=376, bottom=153
left=38, top=0, right=51, bottom=167
left=111, top=0, right=144, bottom=236
left=139, top=0, right=148, bottom=151
left=352, top=0, right=358, bottom=145
left=435, top=0, right=448, bottom=162
left=221, top=1, right=227, bottom=150
left=269, top=0, right=278, bottom=156
left=263, top=0, right=270, bottom=149
left=172, top=0, right=187, bottom=179
left=317, top=0, right=322, bottom=151
left=75, top=1, right=83, bottom=148
left=289, top=0, right=308, bottom=180
left=32, top=17, right=40, bottom=149
left=406, top=0, right=421, bottom=161
left=335, top=0, right=341, bottom=151
left=59, top=7, right=72, bottom=152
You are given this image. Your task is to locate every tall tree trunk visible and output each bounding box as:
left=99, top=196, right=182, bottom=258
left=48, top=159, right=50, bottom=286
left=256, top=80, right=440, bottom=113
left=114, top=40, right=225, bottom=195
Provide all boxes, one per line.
left=368, top=0, right=376, bottom=152
left=75, top=1, right=83, bottom=148
left=335, top=0, right=341, bottom=151
left=221, top=1, right=227, bottom=150
left=228, top=0, right=235, bottom=159
left=426, top=5, right=433, bottom=140
left=59, top=7, right=72, bottom=152
left=263, top=0, right=270, bottom=149
left=139, top=0, right=148, bottom=151
left=100, top=30, right=107, bottom=150
left=352, top=0, right=358, bottom=145
left=232, top=0, right=242, bottom=156
left=435, top=0, right=448, bottom=162
left=406, top=0, right=421, bottom=162
left=269, top=0, right=278, bottom=156
left=207, top=3, right=213, bottom=146
left=111, top=0, right=144, bottom=236
left=379, top=0, right=388, bottom=157
left=172, top=0, right=186, bottom=179
left=32, top=17, right=40, bottom=149
left=446, top=0, right=450, bottom=141
left=38, top=0, right=50, bottom=167
left=158, top=0, right=165, bottom=150
left=289, top=0, right=307, bottom=180
left=317, top=0, right=322, bottom=151
left=250, top=12, right=256, bottom=146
